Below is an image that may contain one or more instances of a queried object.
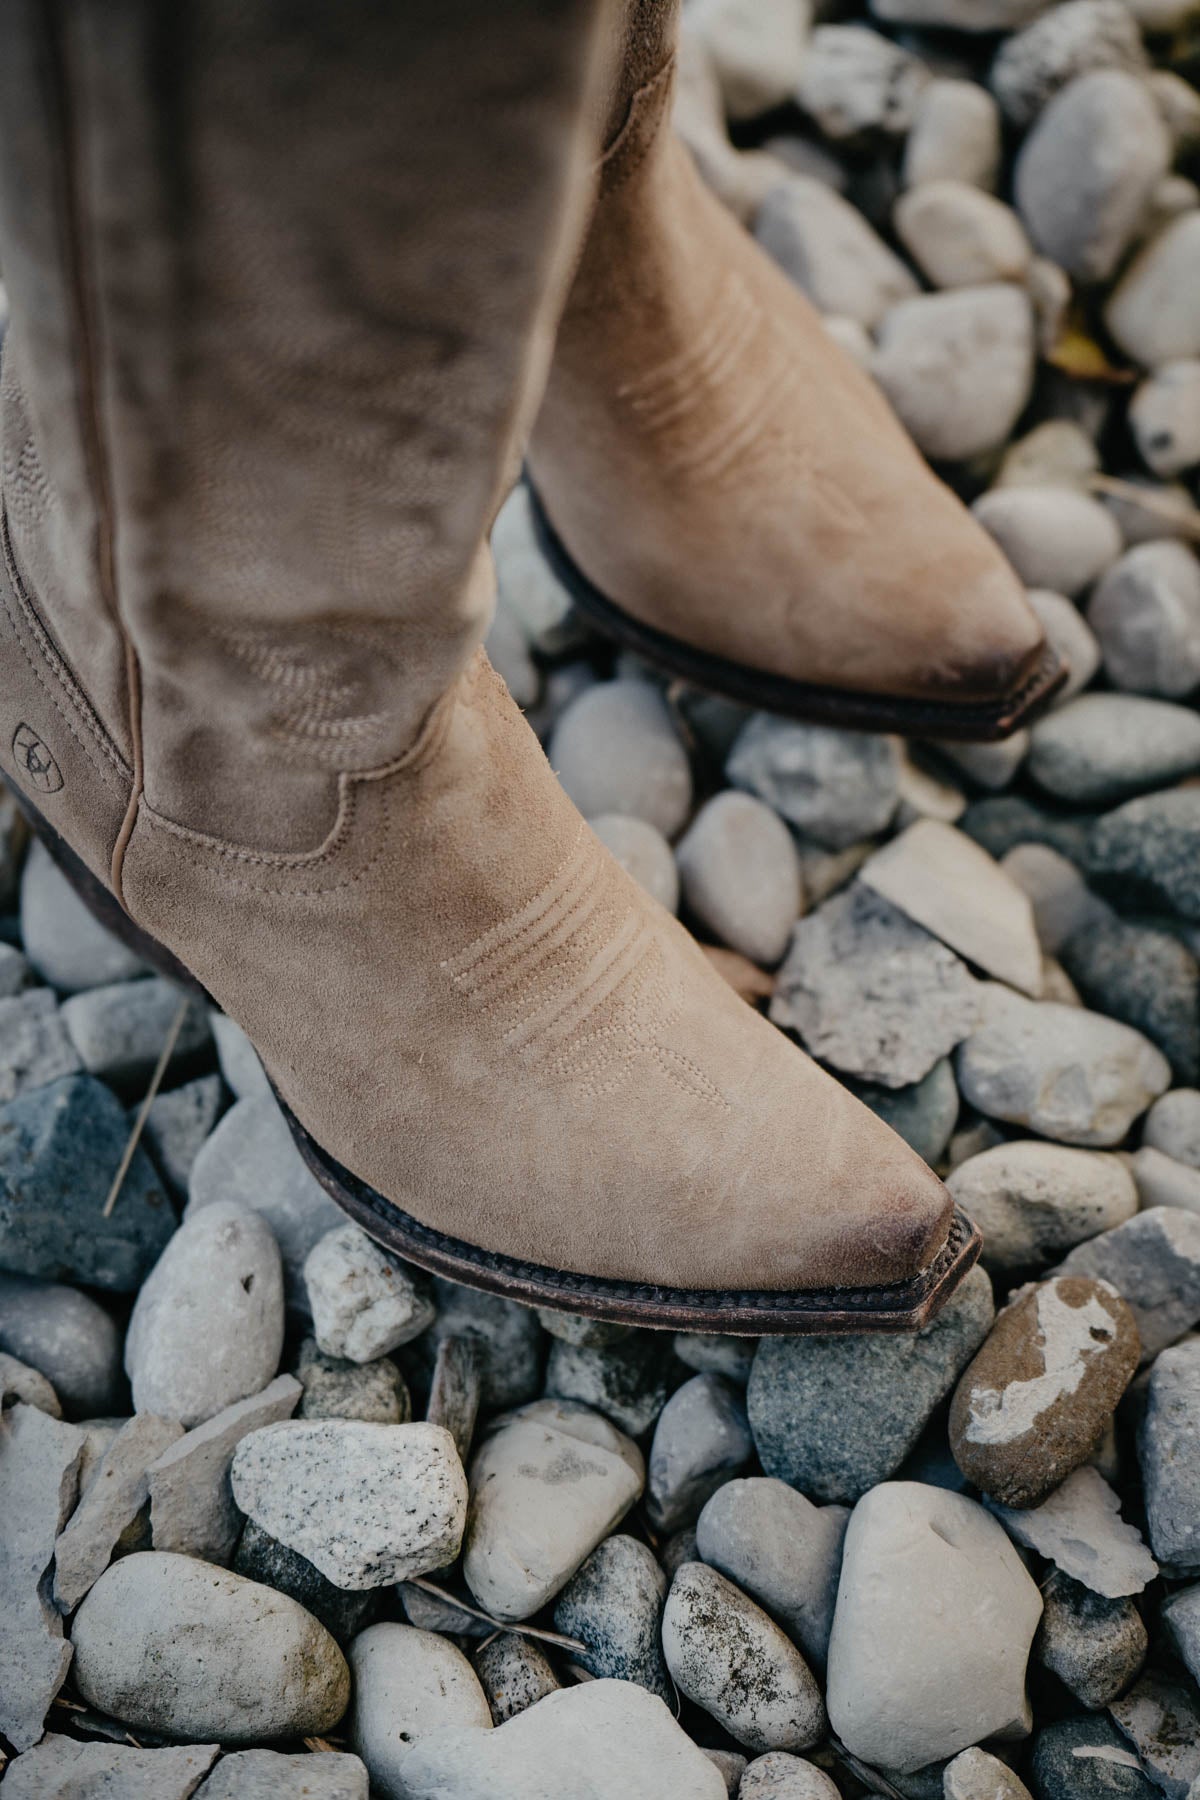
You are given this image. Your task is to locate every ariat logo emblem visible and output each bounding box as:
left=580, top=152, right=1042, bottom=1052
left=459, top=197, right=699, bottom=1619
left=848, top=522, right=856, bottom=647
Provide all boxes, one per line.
left=12, top=723, right=63, bottom=793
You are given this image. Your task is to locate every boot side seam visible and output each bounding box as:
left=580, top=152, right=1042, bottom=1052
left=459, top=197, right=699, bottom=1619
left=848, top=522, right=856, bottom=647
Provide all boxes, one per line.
left=0, top=505, right=129, bottom=792
left=597, top=56, right=674, bottom=196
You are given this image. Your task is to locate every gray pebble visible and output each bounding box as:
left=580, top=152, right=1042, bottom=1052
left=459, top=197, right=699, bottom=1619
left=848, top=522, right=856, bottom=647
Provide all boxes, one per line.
left=1144, top=1088, right=1200, bottom=1167
left=757, top=175, right=918, bottom=329
left=973, top=486, right=1122, bottom=598
left=944, top=1748, right=1034, bottom=1799
left=747, top=1264, right=993, bottom=1504
left=126, top=1202, right=284, bottom=1426
left=871, top=284, right=1035, bottom=462
left=554, top=1534, right=670, bottom=1697
left=1087, top=787, right=1200, bottom=920
left=1163, top=1583, right=1200, bottom=1689
left=54, top=1411, right=183, bottom=1610
left=1028, top=589, right=1102, bottom=702
left=0, top=1349, right=60, bottom=1415
left=1109, top=1673, right=1200, bottom=1798
left=1031, top=693, right=1200, bottom=805
left=199, top=1748, right=369, bottom=1799
left=696, top=1476, right=847, bottom=1667
left=740, top=1753, right=841, bottom=1798
left=674, top=1332, right=756, bottom=1384
left=297, top=1337, right=410, bottom=1424
left=423, top=1279, right=543, bottom=1411
left=676, top=791, right=802, bottom=965
left=662, top=1561, right=825, bottom=1754
left=589, top=814, right=679, bottom=913
left=232, top=1419, right=466, bottom=1589
left=1055, top=1205, right=1200, bottom=1357
left=0, top=1272, right=124, bottom=1417
left=147, top=1373, right=301, bottom=1564
left=991, top=0, right=1148, bottom=127
left=209, top=1010, right=271, bottom=1100
left=1034, top=1569, right=1147, bottom=1709
left=1138, top=1336, right=1200, bottom=1567
left=473, top=1631, right=560, bottom=1724
left=233, top=1516, right=377, bottom=1644
left=303, top=1223, right=434, bottom=1363
left=796, top=24, right=928, bottom=139
left=61, top=977, right=209, bottom=1086
left=1130, top=360, right=1200, bottom=476
left=0, top=987, right=79, bottom=1101
left=491, top=485, right=574, bottom=654
left=1106, top=210, right=1200, bottom=366
left=20, top=839, right=149, bottom=993
left=0, top=1404, right=85, bottom=1749
left=1030, top=1714, right=1157, bottom=1799
left=71, top=1550, right=350, bottom=1741
left=727, top=716, right=898, bottom=851
left=545, top=1332, right=672, bottom=1438
left=895, top=179, right=1031, bottom=289
left=348, top=1621, right=491, bottom=1799
left=1061, top=914, right=1200, bottom=1082
left=947, top=1140, right=1138, bottom=1277
left=143, top=1073, right=223, bottom=1196
left=549, top=680, right=691, bottom=837
left=1088, top=541, right=1200, bottom=698
left=903, top=79, right=1001, bottom=190
left=1000, top=843, right=1105, bottom=957
left=2, top=1737, right=220, bottom=1800
left=647, top=1373, right=753, bottom=1533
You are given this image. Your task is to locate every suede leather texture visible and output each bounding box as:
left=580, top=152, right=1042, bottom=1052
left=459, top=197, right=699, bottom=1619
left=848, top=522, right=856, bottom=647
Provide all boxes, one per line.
left=530, top=60, right=1048, bottom=708
left=0, top=0, right=955, bottom=1295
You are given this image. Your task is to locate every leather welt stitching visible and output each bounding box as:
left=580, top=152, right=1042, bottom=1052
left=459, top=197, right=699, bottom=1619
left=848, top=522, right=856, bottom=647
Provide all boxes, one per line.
left=0, top=507, right=128, bottom=787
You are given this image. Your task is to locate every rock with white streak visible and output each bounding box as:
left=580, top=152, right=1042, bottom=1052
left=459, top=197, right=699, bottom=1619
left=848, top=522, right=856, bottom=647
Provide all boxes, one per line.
left=973, top=488, right=1122, bottom=598
left=349, top=1623, right=492, bottom=1800
left=53, top=1411, right=183, bottom=1609
left=860, top=820, right=1042, bottom=996
left=1014, top=71, right=1169, bottom=283
left=944, top=1748, right=1034, bottom=1800
left=70, top=1551, right=350, bottom=1740
left=402, top=1679, right=728, bottom=1800
left=948, top=1277, right=1139, bottom=1506
left=873, top=285, right=1036, bottom=462
left=1088, top=541, right=1200, bottom=698
left=757, top=177, right=919, bottom=329
left=826, top=1482, right=1043, bottom=1774
left=549, top=680, right=692, bottom=837
left=1030, top=1715, right=1158, bottom=1799
left=1055, top=1207, right=1200, bottom=1357
left=992, top=2, right=1148, bottom=127
left=589, top=815, right=679, bottom=913
left=303, top=1224, right=434, bottom=1363
left=676, top=792, right=802, bottom=965
left=956, top=984, right=1170, bottom=1146
left=1110, top=1674, right=1200, bottom=1799
left=895, top=181, right=1031, bottom=289
left=696, top=1476, right=847, bottom=1667
left=662, top=1562, right=826, bottom=1754
left=647, top=1373, right=754, bottom=1534
left=0, top=1404, right=84, bottom=1749
left=686, top=0, right=809, bottom=122
left=0, top=1273, right=124, bottom=1418
left=947, top=1141, right=1138, bottom=1276
left=1139, top=1337, right=1200, bottom=1568
left=1130, top=361, right=1200, bottom=476
left=903, top=79, right=1002, bottom=191
left=795, top=26, right=928, bottom=141
left=990, top=1465, right=1158, bottom=1597
left=727, top=716, right=899, bottom=850
left=773, top=884, right=980, bottom=1088
left=1106, top=213, right=1200, bottom=366
left=463, top=1400, right=643, bottom=1622
left=2, top=1736, right=221, bottom=1800
left=187, top=1096, right=344, bottom=1308
left=232, top=1420, right=466, bottom=1589
left=126, top=1202, right=285, bottom=1426
left=148, top=1373, right=301, bottom=1562
left=747, top=1266, right=994, bottom=1504
left=199, top=1749, right=369, bottom=1799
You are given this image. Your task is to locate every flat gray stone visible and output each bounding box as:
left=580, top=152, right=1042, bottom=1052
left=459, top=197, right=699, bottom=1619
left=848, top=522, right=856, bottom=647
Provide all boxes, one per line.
left=0, top=987, right=79, bottom=1101
left=647, top=1373, right=753, bottom=1534
left=463, top=1400, right=643, bottom=1623
left=125, top=1201, right=285, bottom=1426
left=0, top=1273, right=123, bottom=1417
left=70, top=1550, right=349, bottom=1742
left=20, top=838, right=150, bottom=993
left=0, top=1404, right=85, bottom=1749
left=143, top=1074, right=224, bottom=1196
left=727, top=718, right=899, bottom=851
left=827, top=1483, right=1042, bottom=1774
left=401, top=1678, right=727, bottom=1800
left=303, top=1223, right=434, bottom=1363
left=1139, top=1337, right=1200, bottom=1569
left=859, top=820, right=1042, bottom=996
left=990, top=1466, right=1158, bottom=1597
left=473, top=1631, right=560, bottom=1725
left=747, top=1264, right=994, bottom=1504
left=772, top=884, right=980, bottom=1089
left=948, top=1141, right=1138, bottom=1277
left=54, top=1410, right=183, bottom=1609
left=663, top=1561, right=825, bottom=1755
left=2, top=1735, right=219, bottom=1799
left=187, top=1096, right=344, bottom=1309
left=554, top=1534, right=670, bottom=1697
left=199, top=1749, right=368, bottom=1799
left=956, top=984, right=1170, bottom=1147
left=148, top=1373, right=301, bottom=1563
left=696, top=1477, right=847, bottom=1668
left=1030, top=695, right=1200, bottom=806
left=1110, top=1674, right=1200, bottom=1799
left=1086, top=788, right=1200, bottom=921
left=232, top=1419, right=466, bottom=1589
left=1055, top=1207, right=1200, bottom=1358
left=348, top=1622, right=492, bottom=1799
left=61, top=977, right=210, bottom=1086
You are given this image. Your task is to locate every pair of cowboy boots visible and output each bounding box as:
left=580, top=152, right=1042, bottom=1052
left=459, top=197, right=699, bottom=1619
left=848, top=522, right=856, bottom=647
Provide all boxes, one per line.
left=0, top=0, right=1055, bottom=1331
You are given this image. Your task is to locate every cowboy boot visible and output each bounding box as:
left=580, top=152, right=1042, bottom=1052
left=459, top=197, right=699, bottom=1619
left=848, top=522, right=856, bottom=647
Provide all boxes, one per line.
left=527, top=1, right=1064, bottom=740
left=0, top=0, right=978, bottom=1333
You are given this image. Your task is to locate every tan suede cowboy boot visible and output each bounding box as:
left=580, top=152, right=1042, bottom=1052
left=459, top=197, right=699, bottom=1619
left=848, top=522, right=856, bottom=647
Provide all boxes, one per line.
left=0, top=0, right=978, bottom=1332
left=528, top=13, right=1064, bottom=740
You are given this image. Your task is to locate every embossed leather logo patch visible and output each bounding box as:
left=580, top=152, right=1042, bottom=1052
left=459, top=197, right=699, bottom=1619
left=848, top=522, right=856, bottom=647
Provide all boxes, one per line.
left=12, top=723, right=63, bottom=793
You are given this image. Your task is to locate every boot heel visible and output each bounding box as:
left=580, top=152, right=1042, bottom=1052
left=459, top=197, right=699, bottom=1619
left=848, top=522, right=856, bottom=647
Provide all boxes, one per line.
left=3, top=775, right=210, bottom=1000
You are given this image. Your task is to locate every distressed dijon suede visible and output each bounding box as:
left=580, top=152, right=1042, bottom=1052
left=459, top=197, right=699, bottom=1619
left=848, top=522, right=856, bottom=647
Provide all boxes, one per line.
left=531, top=56, right=1048, bottom=710
left=0, top=0, right=955, bottom=1300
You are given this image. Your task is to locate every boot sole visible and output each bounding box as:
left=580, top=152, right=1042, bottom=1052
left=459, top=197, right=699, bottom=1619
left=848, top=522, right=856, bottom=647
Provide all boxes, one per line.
left=8, top=776, right=982, bottom=1334
left=526, top=484, right=1068, bottom=743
